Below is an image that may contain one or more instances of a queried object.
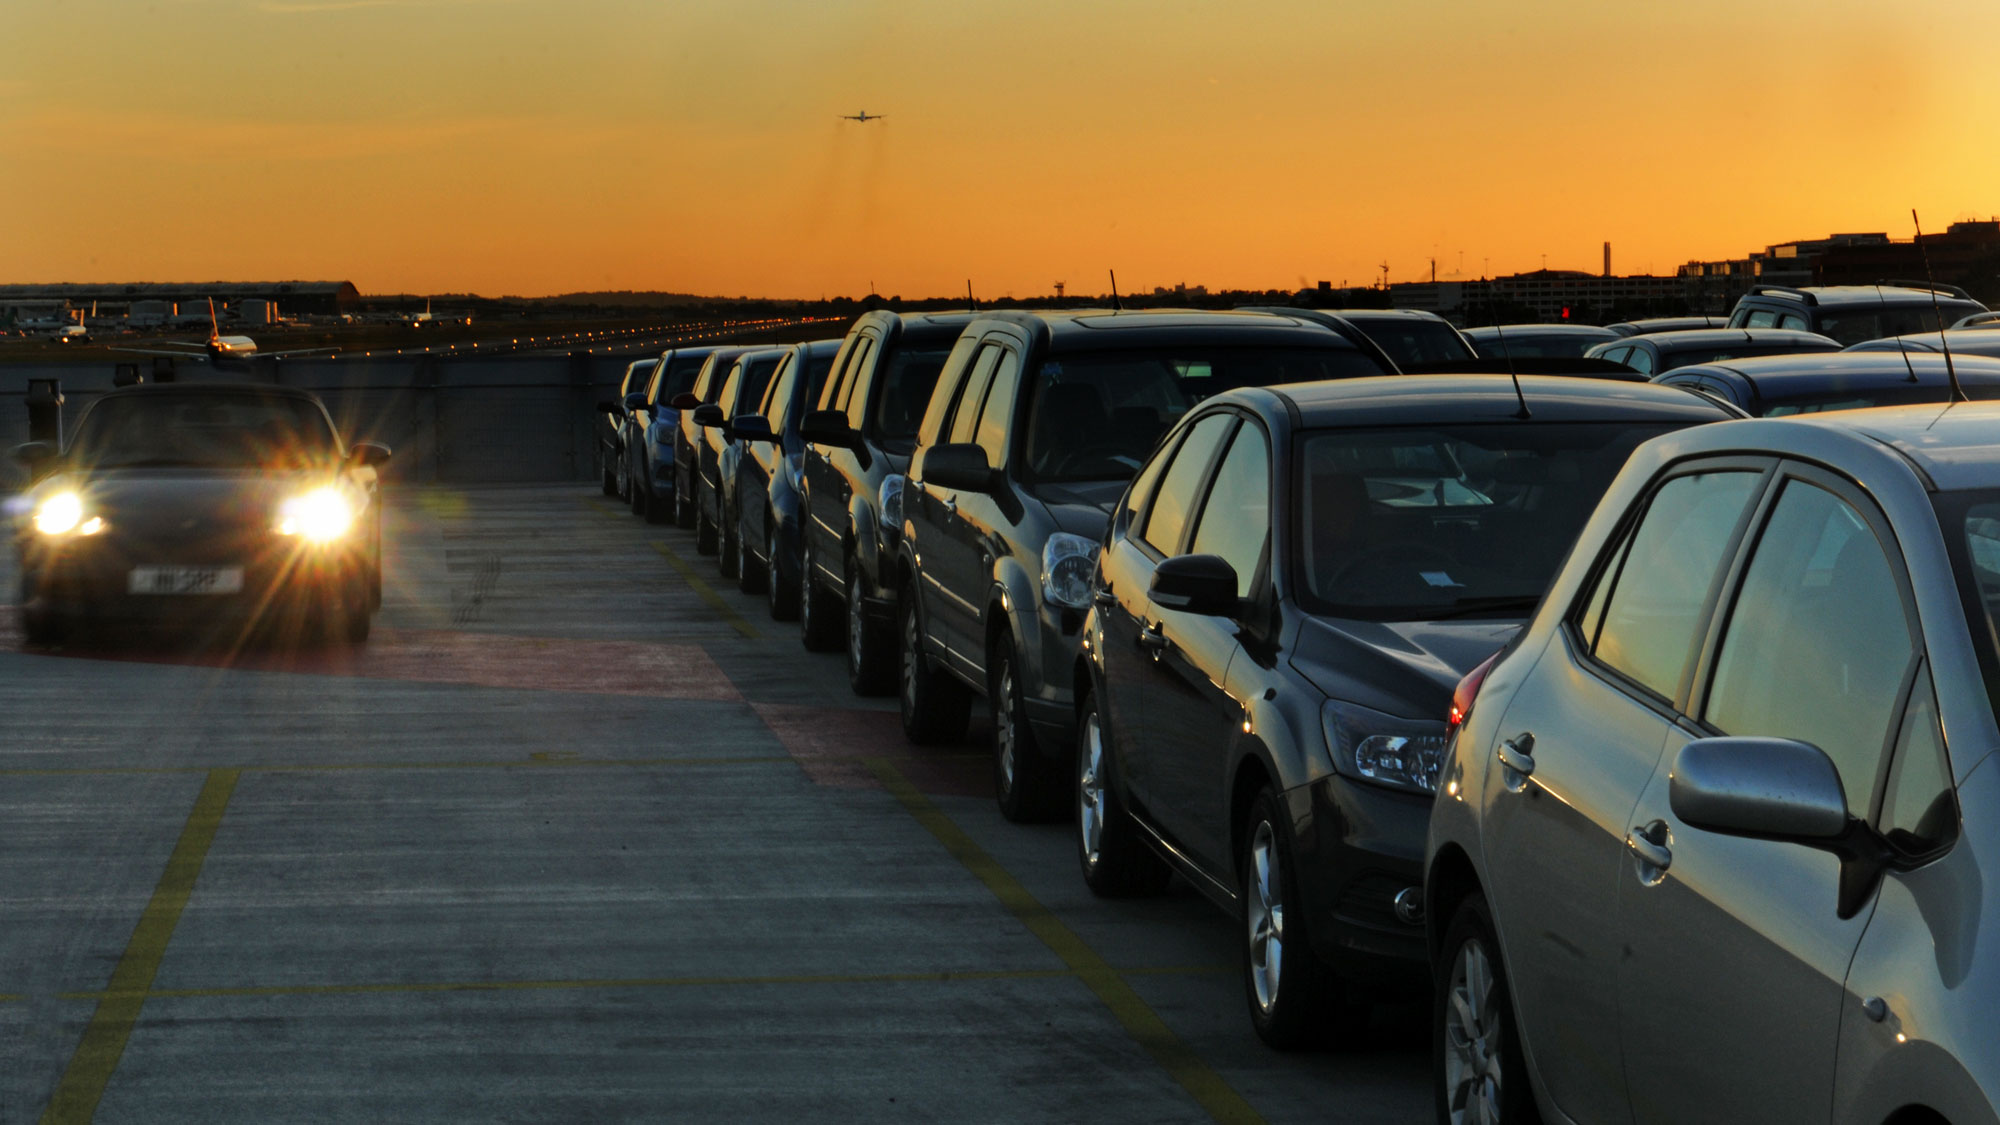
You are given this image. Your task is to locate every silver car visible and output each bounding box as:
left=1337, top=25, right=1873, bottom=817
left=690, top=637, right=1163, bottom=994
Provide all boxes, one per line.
left=1425, top=403, right=2000, bottom=1124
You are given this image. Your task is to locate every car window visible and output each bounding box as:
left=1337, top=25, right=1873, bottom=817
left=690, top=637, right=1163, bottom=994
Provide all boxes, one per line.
left=1625, top=346, right=1656, bottom=376
left=777, top=351, right=837, bottom=432
left=1703, top=479, right=1914, bottom=817
left=1778, top=313, right=1807, bottom=331
left=917, top=334, right=984, bottom=446
left=693, top=356, right=726, bottom=404
left=946, top=345, right=1003, bottom=445
left=1598, top=346, right=1629, bottom=366
left=68, top=393, right=340, bottom=469
left=1139, top=412, right=1235, bottom=555
left=1189, top=422, right=1270, bottom=597
left=973, top=348, right=1022, bottom=464
left=836, top=337, right=875, bottom=414
left=1880, top=668, right=1955, bottom=854
left=736, top=357, right=781, bottom=417
left=760, top=352, right=796, bottom=419
left=656, top=354, right=707, bottom=405
left=1745, top=310, right=1779, bottom=329
left=715, top=365, right=744, bottom=417
left=1120, top=432, right=1176, bottom=532
left=867, top=345, right=955, bottom=449
left=1587, top=470, right=1762, bottom=700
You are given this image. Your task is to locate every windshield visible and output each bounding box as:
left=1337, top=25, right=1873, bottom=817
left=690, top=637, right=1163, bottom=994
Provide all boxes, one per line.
left=1350, top=319, right=1474, bottom=367
left=868, top=346, right=952, bottom=449
left=1026, top=346, right=1380, bottom=483
left=69, top=394, right=340, bottom=470
left=1297, top=422, right=1679, bottom=620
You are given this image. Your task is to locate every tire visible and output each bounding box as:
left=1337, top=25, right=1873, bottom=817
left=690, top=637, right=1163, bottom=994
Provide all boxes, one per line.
left=1436, top=891, right=1539, bottom=1124
left=845, top=562, right=894, bottom=696
left=898, top=589, right=970, bottom=745
left=718, top=491, right=741, bottom=580
left=1242, top=786, right=1352, bottom=1049
left=990, top=635, right=1064, bottom=822
left=799, top=533, right=844, bottom=651
left=614, top=447, right=630, bottom=503
left=599, top=447, right=618, bottom=496
left=765, top=518, right=798, bottom=620
left=694, top=481, right=719, bottom=555
left=1076, top=691, right=1172, bottom=896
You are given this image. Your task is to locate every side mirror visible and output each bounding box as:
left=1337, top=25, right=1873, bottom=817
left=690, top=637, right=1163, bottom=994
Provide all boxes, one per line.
left=622, top=391, right=648, bottom=413
left=733, top=414, right=776, bottom=444
left=12, top=441, right=57, bottom=469
left=669, top=392, right=701, bottom=411
left=1149, top=553, right=1240, bottom=616
left=800, top=409, right=859, bottom=450
left=1669, top=738, right=1848, bottom=842
left=350, top=442, right=393, bottom=468
left=919, top=443, right=995, bottom=493
left=692, top=403, right=725, bottom=429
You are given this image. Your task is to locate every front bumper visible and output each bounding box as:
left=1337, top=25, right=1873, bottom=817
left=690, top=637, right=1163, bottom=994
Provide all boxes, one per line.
left=19, top=529, right=368, bottom=627
left=1285, top=771, right=1432, bottom=994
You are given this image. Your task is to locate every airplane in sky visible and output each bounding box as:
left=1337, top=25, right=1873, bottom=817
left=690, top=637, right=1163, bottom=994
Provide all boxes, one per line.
left=840, top=110, right=884, bottom=123
left=110, top=298, right=339, bottom=364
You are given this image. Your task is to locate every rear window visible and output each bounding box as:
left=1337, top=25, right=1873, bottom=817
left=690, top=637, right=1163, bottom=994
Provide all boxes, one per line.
left=70, top=394, right=340, bottom=470
left=1817, top=305, right=1981, bottom=347
left=1024, top=346, right=1378, bottom=483
left=1348, top=318, right=1474, bottom=367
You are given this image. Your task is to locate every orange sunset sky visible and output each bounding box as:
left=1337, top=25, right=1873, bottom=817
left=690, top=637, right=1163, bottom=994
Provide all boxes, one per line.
left=5, top=0, right=1998, bottom=299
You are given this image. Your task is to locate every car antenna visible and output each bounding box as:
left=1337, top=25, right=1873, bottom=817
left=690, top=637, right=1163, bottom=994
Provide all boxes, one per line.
left=1489, top=322, right=1531, bottom=419
left=967, top=279, right=976, bottom=312
left=1108, top=269, right=1122, bottom=312
left=1878, top=283, right=1920, bottom=384
left=1913, top=209, right=1967, bottom=404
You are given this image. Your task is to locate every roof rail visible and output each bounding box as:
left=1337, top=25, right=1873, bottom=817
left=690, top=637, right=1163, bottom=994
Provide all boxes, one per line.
left=1879, top=279, right=1975, bottom=301
left=1747, top=284, right=1816, bottom=305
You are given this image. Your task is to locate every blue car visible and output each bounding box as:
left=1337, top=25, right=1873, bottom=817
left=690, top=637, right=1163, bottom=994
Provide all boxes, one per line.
left=625, top=345, right=718, bottom=523
left=727, top=338, right=842, bottom=614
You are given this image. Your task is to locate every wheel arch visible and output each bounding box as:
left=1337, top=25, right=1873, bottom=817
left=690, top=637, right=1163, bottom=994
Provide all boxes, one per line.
left=1425, top=842, right=1481, bottom=964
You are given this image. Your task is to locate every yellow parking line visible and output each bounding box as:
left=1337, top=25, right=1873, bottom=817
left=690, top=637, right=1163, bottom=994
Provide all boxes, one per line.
left=0, top=755, right=793, bottom=778
left=867, top=759, right=1263, bottom=1125
left=41, top=768, right=239, bottom=1124
left=648, top=541, right=758, bottom=639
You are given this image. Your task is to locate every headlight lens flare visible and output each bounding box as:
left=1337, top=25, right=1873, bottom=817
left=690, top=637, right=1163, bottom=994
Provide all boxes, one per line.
left=277, top=487, right=355, bottom=542
left=33, top=492, right=84, bottom=535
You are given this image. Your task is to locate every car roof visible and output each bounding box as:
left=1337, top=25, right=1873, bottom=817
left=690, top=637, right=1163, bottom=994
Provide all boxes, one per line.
left=1744, top=285, right=1982, bottom=308
left=855, top=309, right=982, bottom=344
left=1663, top=351, right=2000, bottom=398
left=799, top=337, right=844, bottom=355
left=1463, top=324, right=1620, bottom=338
left=1233, top=374, right=1733, bottom=427
left=1764, top=403, right=2000, bottom=491
left=973, top=308, right=1362, bottom=351
left=1316, top=308, right=1453, bottom=323
left=1631, top=328, right=1839, bottom=352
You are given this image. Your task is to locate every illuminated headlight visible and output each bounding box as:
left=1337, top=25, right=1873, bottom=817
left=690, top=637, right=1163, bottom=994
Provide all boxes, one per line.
left=878, top=474, right=905, bottom=536
left=1041, top=532, right=1099, bottom=611
left=1322, top=700, right=1447, bottom=795
left=276, top=487, right=355, bottom=542
left=33, top=492, right=84, bottom=535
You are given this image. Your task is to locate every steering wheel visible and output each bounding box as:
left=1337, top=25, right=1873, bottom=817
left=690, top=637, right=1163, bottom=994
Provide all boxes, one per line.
left=1326, top=541, right=1461, bottom=591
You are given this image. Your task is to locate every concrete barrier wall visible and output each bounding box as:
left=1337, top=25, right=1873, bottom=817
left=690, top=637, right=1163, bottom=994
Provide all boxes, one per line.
left=0, top=355, right=643, bottom=491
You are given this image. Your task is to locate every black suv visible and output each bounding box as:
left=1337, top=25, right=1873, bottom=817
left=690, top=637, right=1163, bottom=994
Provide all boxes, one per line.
left=892, top=310, right=1384, bottom=820
left=671, top=346, right=759, bottom=531
left=797, top=311, right=977, bottom=687
left=1726, top=282, right=1987, bottom=346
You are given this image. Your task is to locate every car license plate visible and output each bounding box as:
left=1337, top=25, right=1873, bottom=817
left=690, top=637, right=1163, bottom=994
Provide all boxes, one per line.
left=127, top=566, right=245, bottom=596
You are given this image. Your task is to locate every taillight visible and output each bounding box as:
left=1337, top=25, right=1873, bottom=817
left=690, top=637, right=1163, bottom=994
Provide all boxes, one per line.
left=1448, top=651, right=1501, bottom=733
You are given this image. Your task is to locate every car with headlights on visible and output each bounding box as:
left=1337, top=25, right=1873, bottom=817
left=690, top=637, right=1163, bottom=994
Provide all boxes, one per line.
left=797, top=311, right=976, bottom=682
left=1075, top=374, right=1731, bottom=1048
left=12, top=383, right=389, bottom=646
left=622, top=345, right=717, bottom=522
left=1425, top=405, right=2000, bottom=1125
left=1585, top=326, right=1840, bottom=377
left=692, top=347, right=785, bottom=570
left=894, top=309, right=1389, bottom=821
left=725, top=338, right=841, bottom=609
left=1654, top=350, right=2000, bottom=416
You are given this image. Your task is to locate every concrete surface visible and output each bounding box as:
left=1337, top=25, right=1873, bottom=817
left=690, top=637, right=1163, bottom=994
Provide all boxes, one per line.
left=0, top=485, right=1428, bottom=1123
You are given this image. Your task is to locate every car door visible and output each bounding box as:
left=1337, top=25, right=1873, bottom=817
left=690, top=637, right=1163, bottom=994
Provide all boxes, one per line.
left=1094, top=435, right=1180, bottom=813
left=918, top=342, right=1003, bottom=668
left=1117, top=410, right=1237, bottom=847
left=806, top=333, right=874, bottom=587
left=1615, top=467, right=1919, bottom=1124
left=1478, top=461, right=1769, bottom=1125
left=1146, top=415, right=1271, bottom=870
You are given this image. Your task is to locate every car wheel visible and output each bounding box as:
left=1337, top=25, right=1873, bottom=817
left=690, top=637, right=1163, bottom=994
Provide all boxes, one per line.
left=990, top=634, right=1063, bottom=822
left=845, top=562, right=894, bottom=696
left=1243, top=786, right=1350, bottom=1049
left=898, top=589, right=970, bottom=745
left=1437, top=891, right=1539, bottom=1125
left=1076, top=692, right=1171, bottom=896
left=599, top=448, right=618, bottom=496
left=615, top=448, right=630, bottom=502
left=695, top=484, right=719, bottom=555
left=766, top=519, right=799, bottom=621
left=799, top=534, right=844, bottom=651
left=674, top=466, right=697, bottom=529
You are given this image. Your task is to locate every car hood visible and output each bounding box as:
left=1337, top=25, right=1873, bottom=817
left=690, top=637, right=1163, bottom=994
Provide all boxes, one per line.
left=41, top=469, right=339, bottom=534
left=1031, top=479, right=1126, bottom=538
left=1289, top=615, right=1521, bottom=719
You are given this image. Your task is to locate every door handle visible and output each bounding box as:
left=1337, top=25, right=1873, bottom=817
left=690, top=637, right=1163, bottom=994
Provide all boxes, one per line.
left=1092, top=588, right=1117, bottom=609
left=940, top=496, right=956, bottom=514
left=1626, top=820, right=1672, bottom=879
left=1138, top=623, right=1168, bottom=652
left=1496, top=733, right=1535, bottom=778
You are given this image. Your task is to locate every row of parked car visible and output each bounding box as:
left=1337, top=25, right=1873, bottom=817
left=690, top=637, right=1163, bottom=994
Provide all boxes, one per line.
left=597, top=283, right=2000, bottom=1123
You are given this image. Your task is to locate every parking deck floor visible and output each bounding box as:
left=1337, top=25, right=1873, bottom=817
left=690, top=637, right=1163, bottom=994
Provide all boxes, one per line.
left=1, top=485, right=1427, bottom=1123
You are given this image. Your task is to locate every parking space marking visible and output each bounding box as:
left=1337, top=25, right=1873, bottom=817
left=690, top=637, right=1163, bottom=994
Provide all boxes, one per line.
left=751, top=702, right=990, bottom=795
left=41, top=768, right=239, bottom=1124
left=867, top=759, right=1263, bottom=1125
left=0, top=755, right=794, bottom=779
left=647, top=541, right=759, bottom=639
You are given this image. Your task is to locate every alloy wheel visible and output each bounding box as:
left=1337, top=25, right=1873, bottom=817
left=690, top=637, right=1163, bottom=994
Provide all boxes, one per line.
left=994, top=658, right=1018, bottom=793
left=1247, top=820, right=1284, bottom=1015
left=901, top=600, right=920, bottom=713
left=1444, top=936, right=1506, bottom=1125
left=1078, top=712, right=1105, bottom=871
left=848, top=570, right=866, bottom=675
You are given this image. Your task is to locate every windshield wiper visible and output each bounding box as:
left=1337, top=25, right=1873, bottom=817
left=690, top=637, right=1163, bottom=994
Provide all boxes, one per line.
left=1427, top=594, right=1544, bottom=620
